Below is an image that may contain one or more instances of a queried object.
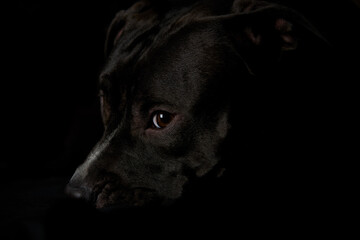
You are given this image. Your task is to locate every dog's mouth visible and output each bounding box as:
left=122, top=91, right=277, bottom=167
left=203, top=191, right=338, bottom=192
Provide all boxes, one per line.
left=92, top=181, right=160, bottom=209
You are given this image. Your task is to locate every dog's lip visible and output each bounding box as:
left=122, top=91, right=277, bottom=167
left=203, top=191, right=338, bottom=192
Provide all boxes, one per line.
left=91, top=181, right=114, bottom=204
left=92, top=181, right=157, bottom=207
left=93, top=182, right=155, bottom=196
left=95, top=187, right=158, bottom=212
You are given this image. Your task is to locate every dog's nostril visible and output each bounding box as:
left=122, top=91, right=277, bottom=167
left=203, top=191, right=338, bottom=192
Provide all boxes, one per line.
left=65, top=184, right=89, bottom=200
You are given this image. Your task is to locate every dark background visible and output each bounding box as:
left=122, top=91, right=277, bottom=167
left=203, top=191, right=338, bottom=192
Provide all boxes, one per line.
left=1, top=0, right=359, bottom=238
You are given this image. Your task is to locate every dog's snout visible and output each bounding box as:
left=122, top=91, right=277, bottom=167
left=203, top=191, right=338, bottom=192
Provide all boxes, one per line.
left=65, top=184, right=91, bottom=201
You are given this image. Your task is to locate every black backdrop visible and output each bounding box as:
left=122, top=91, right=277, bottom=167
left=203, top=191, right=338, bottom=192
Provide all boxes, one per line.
left=1, top=0, right=359, bottom=238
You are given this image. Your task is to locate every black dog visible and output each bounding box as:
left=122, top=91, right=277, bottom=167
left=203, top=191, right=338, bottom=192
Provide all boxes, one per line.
left=65, top=0, right=327, bottom=211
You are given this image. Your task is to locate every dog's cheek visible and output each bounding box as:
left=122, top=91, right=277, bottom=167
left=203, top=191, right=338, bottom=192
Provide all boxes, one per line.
left=161, top=170, right=189, bottom=200
left=186, top=112, right=230, bottom=177
left=142, top=116, right=195, bottom=158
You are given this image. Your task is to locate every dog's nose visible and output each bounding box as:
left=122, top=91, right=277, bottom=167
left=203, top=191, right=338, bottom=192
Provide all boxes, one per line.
left=65, top=184, right=90, bottom=201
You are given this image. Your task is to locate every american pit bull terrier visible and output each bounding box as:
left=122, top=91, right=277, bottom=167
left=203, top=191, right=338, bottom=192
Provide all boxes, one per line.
left=65, top=0, right=326, bottom=211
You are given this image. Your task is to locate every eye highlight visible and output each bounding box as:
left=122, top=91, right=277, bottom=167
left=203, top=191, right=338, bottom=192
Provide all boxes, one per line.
left=151, top=111, right=174, bottom=129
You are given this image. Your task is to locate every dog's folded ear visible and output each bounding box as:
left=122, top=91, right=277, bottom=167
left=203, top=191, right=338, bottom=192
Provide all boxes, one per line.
left=104, top=1, right=157, bottom=57
left=217, top=0, right=328, bottom=75
left=104, top=10, right=126, bottom=58
left=229, top=0, right=302, bottom=50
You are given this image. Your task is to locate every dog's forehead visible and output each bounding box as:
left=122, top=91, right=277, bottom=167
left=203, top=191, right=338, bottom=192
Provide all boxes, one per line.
left=101, top=20, right=232, bottom=109
left=137, top=32, right=229, bottom=107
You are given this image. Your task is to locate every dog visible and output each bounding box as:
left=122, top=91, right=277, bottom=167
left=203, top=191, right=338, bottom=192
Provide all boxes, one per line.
left=65, top=0, right=327, bottom=212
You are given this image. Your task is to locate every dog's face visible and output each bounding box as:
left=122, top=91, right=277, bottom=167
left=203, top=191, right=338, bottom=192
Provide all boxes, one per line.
left=66, top=0, right=318, bottom=209
left=67, top=20, right=233, bottom=209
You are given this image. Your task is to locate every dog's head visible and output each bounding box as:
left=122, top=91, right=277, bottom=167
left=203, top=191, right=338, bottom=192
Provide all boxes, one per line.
left=65, top=0, right=324, bottom=209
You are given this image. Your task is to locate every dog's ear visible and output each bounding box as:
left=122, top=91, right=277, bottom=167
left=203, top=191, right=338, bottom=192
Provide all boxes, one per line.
left=104, top=1, right=156, bottom=57
left=104, top=10, right=126, bottom=58
left=230, top=0, right=300, bottom=50
left=220, top=0, right=327, bottom=75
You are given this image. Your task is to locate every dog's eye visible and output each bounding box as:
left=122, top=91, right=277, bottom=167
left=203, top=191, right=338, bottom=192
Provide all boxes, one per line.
left=152, top=111, right=174, bottom=129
